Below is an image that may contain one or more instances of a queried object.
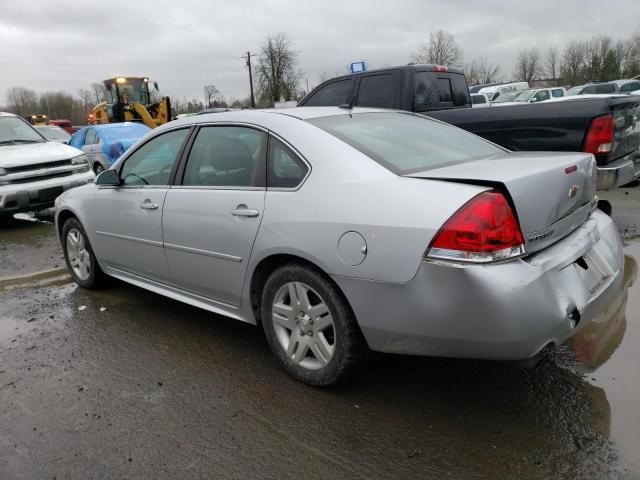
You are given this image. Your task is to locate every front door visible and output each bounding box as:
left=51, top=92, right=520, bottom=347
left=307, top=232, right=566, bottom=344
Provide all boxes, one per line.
left=162, top=125, right=267, bottom=306
left=91, top=128, right=190, bottom=283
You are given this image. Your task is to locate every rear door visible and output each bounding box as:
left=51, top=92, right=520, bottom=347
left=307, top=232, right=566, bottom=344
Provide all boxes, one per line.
left=162, top=125, right=267, bottom=306
left=354, top=71, right=403, bottom=109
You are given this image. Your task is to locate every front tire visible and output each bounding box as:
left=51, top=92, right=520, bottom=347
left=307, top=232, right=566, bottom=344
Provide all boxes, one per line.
left=61, top=218, right=107, bottom=289
left=261, top=264, right=369, bottom=386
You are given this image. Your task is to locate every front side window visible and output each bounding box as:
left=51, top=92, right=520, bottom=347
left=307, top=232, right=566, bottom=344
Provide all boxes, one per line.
left=596, top=84, right=616, bottom=93
left=356, top=74, right=394, bottom=108
left=304, top=79, right=353, bottom=106
left=551, top=89, right=564, bottom=98
left=182, top=126, right=266, bottom=187
left=308, top=112, right=505, bottom=175
left=532, top=90, right=551, bottom=102
left=120, top=128, right=189, bottom=186
left=471, top=95, right=486, bottom=105
left=268, top=137, right=309, bottom=188
left=84, top=129, right=97, bottom=145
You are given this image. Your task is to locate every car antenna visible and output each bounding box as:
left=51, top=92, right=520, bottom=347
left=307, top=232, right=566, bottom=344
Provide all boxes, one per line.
left=338, top=95, right=356, bottom=111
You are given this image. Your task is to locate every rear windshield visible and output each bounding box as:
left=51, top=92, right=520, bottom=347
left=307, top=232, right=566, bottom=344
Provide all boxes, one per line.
left=307, top=112, right=505, bottom=174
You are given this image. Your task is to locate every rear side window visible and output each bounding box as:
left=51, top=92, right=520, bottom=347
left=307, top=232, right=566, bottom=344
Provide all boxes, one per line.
left=182, top=126, right=267, bottom=188
left=84, top=129, right=97, bottom=145
left=303, top=79, right=353, bottom=106
left=356, top=74, right=395, bottom=108
left=596, top=84, right=616, bottom=93
left=620, top=82, right=640, bottom=93
left=268, top=137, right=309, bottom=188
left=551, top=89, right=564, bottom=98
left=414, top=72, right=470, bottom=111
left=308, top=112, right=504, bottom=175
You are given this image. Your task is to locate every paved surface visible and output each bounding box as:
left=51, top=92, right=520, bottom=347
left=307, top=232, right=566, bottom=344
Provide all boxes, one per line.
left=0, top=188, right=639, bottom=480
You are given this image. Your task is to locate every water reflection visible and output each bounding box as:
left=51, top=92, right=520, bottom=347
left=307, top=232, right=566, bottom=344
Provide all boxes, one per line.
left=569, top=254, right=637, bottom=372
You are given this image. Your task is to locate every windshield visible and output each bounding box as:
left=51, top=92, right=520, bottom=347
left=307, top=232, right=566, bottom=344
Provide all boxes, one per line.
left=513, top=90, right=535, bottom=102
left=116, top=78, right=150, bottom=105
left=308, top=112, right=505, bottom=174
left=0, top=116, right=46, bottom=144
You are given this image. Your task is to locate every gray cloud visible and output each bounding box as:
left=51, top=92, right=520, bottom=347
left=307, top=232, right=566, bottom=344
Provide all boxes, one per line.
left=1, top=0, right=639, bottom=105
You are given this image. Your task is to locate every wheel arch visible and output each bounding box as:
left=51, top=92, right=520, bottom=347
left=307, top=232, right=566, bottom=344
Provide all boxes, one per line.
left=248, top=253, right=350, bottom=328
left=56, top=208, right=79, bottom=240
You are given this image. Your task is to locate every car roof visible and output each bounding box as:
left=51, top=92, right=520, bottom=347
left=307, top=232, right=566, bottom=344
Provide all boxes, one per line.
left=608, top=79, right=639, bottom=86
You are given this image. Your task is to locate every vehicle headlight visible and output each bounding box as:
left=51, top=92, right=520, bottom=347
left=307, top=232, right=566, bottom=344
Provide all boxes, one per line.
left=71, top=154, right=88, bottom=165
left=0, top=167, right=6, bottom=176
left=0, top=167, right=8, bottom=185
left=54, top=194, right=63, bottom=209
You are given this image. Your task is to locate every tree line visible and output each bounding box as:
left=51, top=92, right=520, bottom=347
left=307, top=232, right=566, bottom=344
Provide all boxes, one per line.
left=413, top=30, right=640, bottom=86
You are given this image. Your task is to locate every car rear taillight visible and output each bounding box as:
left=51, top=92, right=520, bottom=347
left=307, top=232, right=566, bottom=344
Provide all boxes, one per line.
left=584, top=114, right=614, bottom=154
left=426, top=191, right=525, bottom=263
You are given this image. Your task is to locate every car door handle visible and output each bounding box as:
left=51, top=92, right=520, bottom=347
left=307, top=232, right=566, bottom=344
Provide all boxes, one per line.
left=230, top=205, right=259, bottom=217
left=140, top=201, right=158, bottom=210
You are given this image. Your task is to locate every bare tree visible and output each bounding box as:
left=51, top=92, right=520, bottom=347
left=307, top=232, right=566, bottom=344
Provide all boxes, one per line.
left=204, top=85, right=224, bottom=108
left=561, top=41, right=586, bottom=86
left=464, top=62, right=480, bottom=86
left=413, top=30, right=463, bottom=66
left=513, top=47, right=541, bottom=83
left=543, top=47, right=561, bottom=85
left=476, top=57, right=501, bottom=84
left=90, top=82, right=106, bottom=104
left=6, top=87, right=39, bottom=116
left=255, top=33, right=303, bottom=105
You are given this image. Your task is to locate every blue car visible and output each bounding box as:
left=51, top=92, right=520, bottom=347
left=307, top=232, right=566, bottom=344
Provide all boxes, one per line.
left=69, top=122, right=151, bottom=173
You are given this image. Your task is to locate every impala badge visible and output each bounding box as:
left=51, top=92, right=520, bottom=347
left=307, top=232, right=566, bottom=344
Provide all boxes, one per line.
left=568, top=185, right=580, bottom=198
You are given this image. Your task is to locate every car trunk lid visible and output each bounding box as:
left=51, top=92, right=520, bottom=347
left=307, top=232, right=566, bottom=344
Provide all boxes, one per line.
left=406, top=151, right=597, bottom=254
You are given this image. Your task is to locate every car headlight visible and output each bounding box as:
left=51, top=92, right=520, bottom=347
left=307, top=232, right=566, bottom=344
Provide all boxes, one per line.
left=0, top=167, right=8, bottom=185
left=71, top=154, right=88, bottom=165
left=0, top=167, right=6, bottom=176
left=54, top=194, right=63, bottom=209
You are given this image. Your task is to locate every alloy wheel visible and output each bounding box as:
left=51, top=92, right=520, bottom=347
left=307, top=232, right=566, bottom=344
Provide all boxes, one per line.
left=272, top=281, right=336, bottom=370
left=66, top=228, right=91, bottom=281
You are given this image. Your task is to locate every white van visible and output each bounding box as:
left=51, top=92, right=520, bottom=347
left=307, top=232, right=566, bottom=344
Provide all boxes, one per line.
left=478, top=82, right=529, bottom=102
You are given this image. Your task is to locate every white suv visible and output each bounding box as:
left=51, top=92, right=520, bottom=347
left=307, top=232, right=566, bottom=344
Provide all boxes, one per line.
left=0, top=112, right=94, bottom=220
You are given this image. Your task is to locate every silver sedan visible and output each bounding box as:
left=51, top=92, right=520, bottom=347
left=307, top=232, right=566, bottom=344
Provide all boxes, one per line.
left=55, top=107, right=624, bottom=386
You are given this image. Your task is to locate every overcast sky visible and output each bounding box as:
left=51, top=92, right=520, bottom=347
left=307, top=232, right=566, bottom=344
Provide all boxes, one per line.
left=1, top=0, right=639, bottom=105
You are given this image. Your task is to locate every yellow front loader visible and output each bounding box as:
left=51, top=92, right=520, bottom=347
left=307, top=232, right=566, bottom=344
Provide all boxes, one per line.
left=90, top=77, right=171, bottom=128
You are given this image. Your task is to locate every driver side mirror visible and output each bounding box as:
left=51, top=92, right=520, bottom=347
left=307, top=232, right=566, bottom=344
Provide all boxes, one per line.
left=96, top=169, right=120, bottom=186
left=154, top=82, right=159, bottom=91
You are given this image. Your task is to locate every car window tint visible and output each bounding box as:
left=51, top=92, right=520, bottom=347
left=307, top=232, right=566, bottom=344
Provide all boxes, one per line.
left=533, top=90, right=550, bottom=102
left=304, top=79, right=353, bottom=106
left=597, top=84, right=616, bottom=93
left=471, top=95, right=486, bottom=104
left=68, top=129, right=87, bottom=148
left=268, top=137, right=309, bottom=188
left=182, top=126, right=266, bottom=187
left=620, top=82, right=640, bottom=92
left=309, top=112, right=504, bottom=175
left=85, top=129, right=97, bottom=145
left=551, top=89, right=564, bottom=98
left=120, top=128, right=189, bottom=186
left=583, top=86, right=596, bottom=94
left=414, top=73, right=470, bottom=111
left=356, top=74, right=394, bottom=108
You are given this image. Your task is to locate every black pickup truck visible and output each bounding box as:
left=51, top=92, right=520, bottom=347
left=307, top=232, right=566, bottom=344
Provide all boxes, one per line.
left=299, top=65, right=640, bottom=189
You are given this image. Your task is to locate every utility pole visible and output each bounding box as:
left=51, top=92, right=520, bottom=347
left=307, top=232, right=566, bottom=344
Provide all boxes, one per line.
left=242, top=51, right=256, bottom=108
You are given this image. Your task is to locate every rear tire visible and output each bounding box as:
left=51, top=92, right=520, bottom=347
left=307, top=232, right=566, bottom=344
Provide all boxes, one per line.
left=261, top=263, right=369, bottom=386
left=61, top=218, right=107, bottom=289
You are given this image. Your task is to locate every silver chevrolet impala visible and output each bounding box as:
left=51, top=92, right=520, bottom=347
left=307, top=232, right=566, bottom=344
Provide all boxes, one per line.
left=54, top=107, right=624, bottom=386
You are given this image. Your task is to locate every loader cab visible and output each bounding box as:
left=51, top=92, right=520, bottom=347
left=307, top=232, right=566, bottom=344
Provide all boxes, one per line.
left=104, top=77, right=153, bottom=122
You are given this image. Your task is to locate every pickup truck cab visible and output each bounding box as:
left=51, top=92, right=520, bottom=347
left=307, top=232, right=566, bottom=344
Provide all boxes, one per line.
left=0, top=112, right=94, bottom=220
left=299, top=64, right=471, bottom=111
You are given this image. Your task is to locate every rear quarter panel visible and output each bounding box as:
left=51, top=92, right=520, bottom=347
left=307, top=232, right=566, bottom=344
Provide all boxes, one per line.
left=248, top=116, right=488, bottom=284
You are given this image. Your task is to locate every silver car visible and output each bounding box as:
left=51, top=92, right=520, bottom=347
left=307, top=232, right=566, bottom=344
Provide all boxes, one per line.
left=55, top=107, right=624, bottom=386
